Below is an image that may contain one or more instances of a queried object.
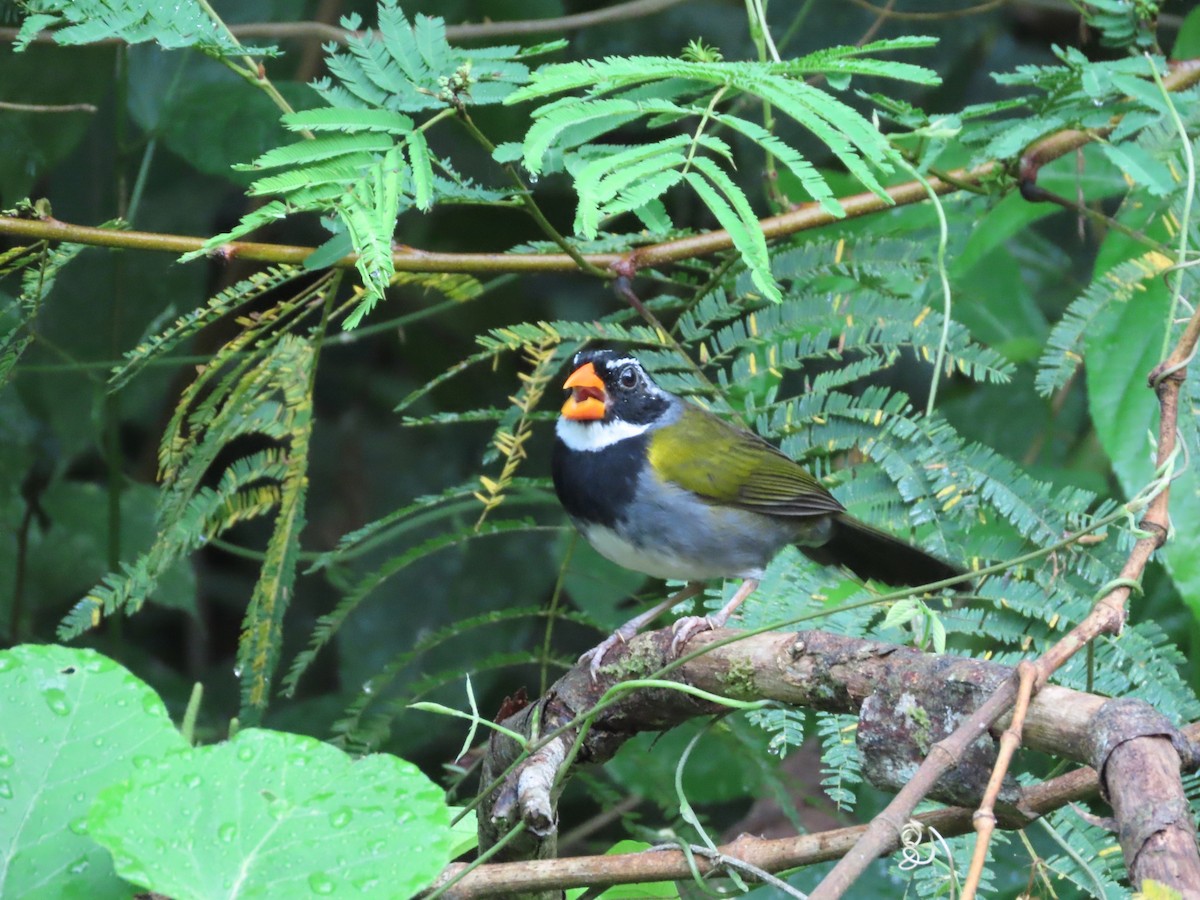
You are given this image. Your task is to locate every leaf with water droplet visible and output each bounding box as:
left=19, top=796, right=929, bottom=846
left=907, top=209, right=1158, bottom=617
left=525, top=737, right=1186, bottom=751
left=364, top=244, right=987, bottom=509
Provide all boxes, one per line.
left=0, top=645, right=186, bottom=899
left=88, top=728, right=454, bottom=899
left=41, top=687, right=71, bottom=717
left=308, top=871, right=337, bottom=894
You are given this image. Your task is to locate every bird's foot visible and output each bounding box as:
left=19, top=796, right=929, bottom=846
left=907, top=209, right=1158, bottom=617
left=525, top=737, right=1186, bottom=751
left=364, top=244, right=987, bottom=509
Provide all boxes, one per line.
left=579, top=624, right=638, bottom=681
left=578, top=583, right=706, bottom=681
left=669, top=615, right=717, bottom=656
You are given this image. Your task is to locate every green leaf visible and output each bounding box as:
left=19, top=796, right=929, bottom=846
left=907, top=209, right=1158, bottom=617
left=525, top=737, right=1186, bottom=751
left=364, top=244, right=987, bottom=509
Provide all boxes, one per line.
left=1098, top=142, right=1176, bottom=196
left=247, top=133, right=396, bottom=172
left=0, top=645, right=188, bottom=900
left=88, top=728, right=454, bottom=900
left=14, top=1, right=277, bottom=57
left=1172, top=5, right=1200, bottom=59
left=566, top=841, right=680, bottom=898
left=523, top=98, right=643, bottom=173
left=407, top=130, right=434, bottom=211
left=1085, top=220, right=1200, bottom=613
left=684, top=157, right=780, bottom=302
left=281, top=108, right=415, bottom=134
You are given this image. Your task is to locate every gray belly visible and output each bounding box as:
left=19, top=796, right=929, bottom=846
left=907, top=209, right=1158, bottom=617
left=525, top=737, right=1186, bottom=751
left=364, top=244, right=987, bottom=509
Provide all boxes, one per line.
left=575, top=471, right=831, bottom=581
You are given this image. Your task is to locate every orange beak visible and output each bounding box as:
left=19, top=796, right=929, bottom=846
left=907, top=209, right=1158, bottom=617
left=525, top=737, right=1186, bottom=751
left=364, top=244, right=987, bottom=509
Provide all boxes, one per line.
left=561, top=362, right=607, bottom=421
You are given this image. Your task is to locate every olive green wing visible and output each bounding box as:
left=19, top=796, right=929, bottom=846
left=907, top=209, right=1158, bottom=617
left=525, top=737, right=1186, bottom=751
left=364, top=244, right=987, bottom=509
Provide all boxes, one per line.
left=647, top=404, right=844, bottom=517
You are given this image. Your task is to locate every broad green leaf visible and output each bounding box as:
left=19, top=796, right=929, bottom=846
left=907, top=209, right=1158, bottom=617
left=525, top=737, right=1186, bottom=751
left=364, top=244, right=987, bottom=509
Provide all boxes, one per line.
left=1085, top=213, right=1200, bottom=613
left=1172, top=5, right=1200, bottom=59
left=566, top=841, right=679, bottom=898
left=0, top=645, right=187, bottom=900
left=88, top=728, right=454, bottom=900
left=560, top=535, right=648, bottom=630
left=951, top=147, right=1126, bottom=280
left=28, top=481, right=197, bottom=617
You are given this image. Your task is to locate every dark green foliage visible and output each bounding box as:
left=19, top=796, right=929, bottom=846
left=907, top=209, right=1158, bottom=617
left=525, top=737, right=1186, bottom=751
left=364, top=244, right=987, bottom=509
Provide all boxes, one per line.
left=14, top=0, right=278, bottom=55
left=4, top=0, right=1200, bottom=897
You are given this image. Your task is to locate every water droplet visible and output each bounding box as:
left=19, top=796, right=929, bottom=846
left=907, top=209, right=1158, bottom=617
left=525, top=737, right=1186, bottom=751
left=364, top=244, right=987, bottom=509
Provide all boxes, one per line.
left=218, top=822, right=237, bottom=843
left=237, top=745, right=255, bottom=762
left=68, top=856, right=90, bottom=875
left=43, top=687, right=71, bottom=717
left=0, top=780, right=12, bottom=799
left=233, top=666, right=243, bottom=678
left=528, top=173, right=539, bottom=184
left=361, top=680, right=373, bottom=695
left=114, top=854, right=147, bottom=883
left=308, top=872, right=336, bottom=895
left=0, top=656, right=14, bottom=672
left=93, top=736, right=104, bottom=747
left=74, top=792, right=86, bottom=803
left=329, top=807, right=353, bottom=829
left=353, top=874, right=380, bottom=892
left=0, top=751, right=13, bottom=768
left=184, top=774, right=202, bottom=788
left=68, top=817, right=89, bottom=835
left=266, top=796, right=292, bottom=820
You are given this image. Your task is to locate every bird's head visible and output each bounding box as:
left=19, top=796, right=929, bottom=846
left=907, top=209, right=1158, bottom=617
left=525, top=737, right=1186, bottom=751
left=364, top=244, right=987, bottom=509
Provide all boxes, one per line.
left=559, top=349, right=673, bottom=428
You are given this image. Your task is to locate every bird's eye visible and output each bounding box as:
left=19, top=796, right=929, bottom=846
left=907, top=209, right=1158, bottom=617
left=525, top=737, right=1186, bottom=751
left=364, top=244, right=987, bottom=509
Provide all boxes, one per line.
left=617, top=366, right=639, bottom=389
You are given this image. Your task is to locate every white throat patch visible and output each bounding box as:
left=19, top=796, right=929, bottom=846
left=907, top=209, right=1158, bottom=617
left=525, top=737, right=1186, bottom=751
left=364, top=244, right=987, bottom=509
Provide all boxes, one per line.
left=556, top=416, right=651, bottom=452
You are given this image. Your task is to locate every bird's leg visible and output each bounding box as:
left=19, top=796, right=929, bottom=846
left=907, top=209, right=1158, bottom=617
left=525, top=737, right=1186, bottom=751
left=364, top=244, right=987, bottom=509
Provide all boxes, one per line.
left=581, top=582, right=703, bottom=680
left=669, top=577, right=760, bottom=656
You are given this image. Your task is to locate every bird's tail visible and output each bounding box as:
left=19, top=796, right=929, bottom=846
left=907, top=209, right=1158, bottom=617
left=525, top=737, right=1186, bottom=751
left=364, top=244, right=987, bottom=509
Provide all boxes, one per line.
left=799, top=514, right=966, bottom=590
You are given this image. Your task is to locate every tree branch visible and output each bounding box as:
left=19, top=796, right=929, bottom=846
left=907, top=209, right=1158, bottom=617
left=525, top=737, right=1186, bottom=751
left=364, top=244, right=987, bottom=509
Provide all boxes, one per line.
left=442, top=628, right=1200, bottom=897
left=3, top=62, right=1197, bottom=281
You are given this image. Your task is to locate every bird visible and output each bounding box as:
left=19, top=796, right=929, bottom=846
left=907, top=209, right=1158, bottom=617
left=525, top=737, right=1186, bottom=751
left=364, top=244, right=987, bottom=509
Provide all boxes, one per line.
left=551, top=348, right=965, bottom=677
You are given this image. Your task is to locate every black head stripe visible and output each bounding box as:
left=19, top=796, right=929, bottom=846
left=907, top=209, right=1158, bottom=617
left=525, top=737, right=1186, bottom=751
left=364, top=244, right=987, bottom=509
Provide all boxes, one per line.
left=569, top=349, right=675, bottom=426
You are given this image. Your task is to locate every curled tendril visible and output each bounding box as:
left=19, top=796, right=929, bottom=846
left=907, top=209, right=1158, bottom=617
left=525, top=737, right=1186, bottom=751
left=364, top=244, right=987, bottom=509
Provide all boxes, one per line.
left=902, top=820, right=955, bottom=878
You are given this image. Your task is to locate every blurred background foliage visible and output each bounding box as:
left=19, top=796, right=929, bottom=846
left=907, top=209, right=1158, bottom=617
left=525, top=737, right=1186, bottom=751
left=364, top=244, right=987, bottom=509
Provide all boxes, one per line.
left=3, top=0, right=1200, bottom=895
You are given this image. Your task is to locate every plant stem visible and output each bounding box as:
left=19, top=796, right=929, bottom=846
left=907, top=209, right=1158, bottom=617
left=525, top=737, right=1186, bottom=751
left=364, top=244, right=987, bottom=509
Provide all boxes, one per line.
left=456, top=111, right=609, bottom=279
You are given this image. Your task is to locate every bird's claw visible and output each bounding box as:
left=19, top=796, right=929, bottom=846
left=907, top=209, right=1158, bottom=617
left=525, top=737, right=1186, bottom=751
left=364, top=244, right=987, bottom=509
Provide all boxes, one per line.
left=579, top=627, right=634, bottom=681
left=669, top=615, right=715, bottom=656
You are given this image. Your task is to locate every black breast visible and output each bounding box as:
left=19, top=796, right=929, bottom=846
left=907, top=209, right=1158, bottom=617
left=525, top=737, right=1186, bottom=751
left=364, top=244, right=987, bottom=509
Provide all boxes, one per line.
left=551, top=434, right=646, bottom=529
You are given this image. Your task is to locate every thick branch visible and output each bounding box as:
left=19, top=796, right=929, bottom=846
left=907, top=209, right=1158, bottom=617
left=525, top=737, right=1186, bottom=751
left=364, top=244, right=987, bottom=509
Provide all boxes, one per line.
left=455, top=629, right=1200, bottom=897
left=436, top=760, right=1100, bottom=899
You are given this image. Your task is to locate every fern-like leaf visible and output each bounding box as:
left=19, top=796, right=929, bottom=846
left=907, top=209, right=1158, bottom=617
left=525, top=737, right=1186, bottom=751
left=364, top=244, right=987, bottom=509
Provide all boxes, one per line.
left=15, top=0, right=276, bottom=55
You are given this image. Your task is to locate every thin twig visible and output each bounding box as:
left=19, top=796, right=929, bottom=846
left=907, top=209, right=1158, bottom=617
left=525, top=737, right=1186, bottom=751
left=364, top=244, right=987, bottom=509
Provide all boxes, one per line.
left=960, top=661, right=1038, bottom=899
left=0, top=100, right=97, bottom=113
